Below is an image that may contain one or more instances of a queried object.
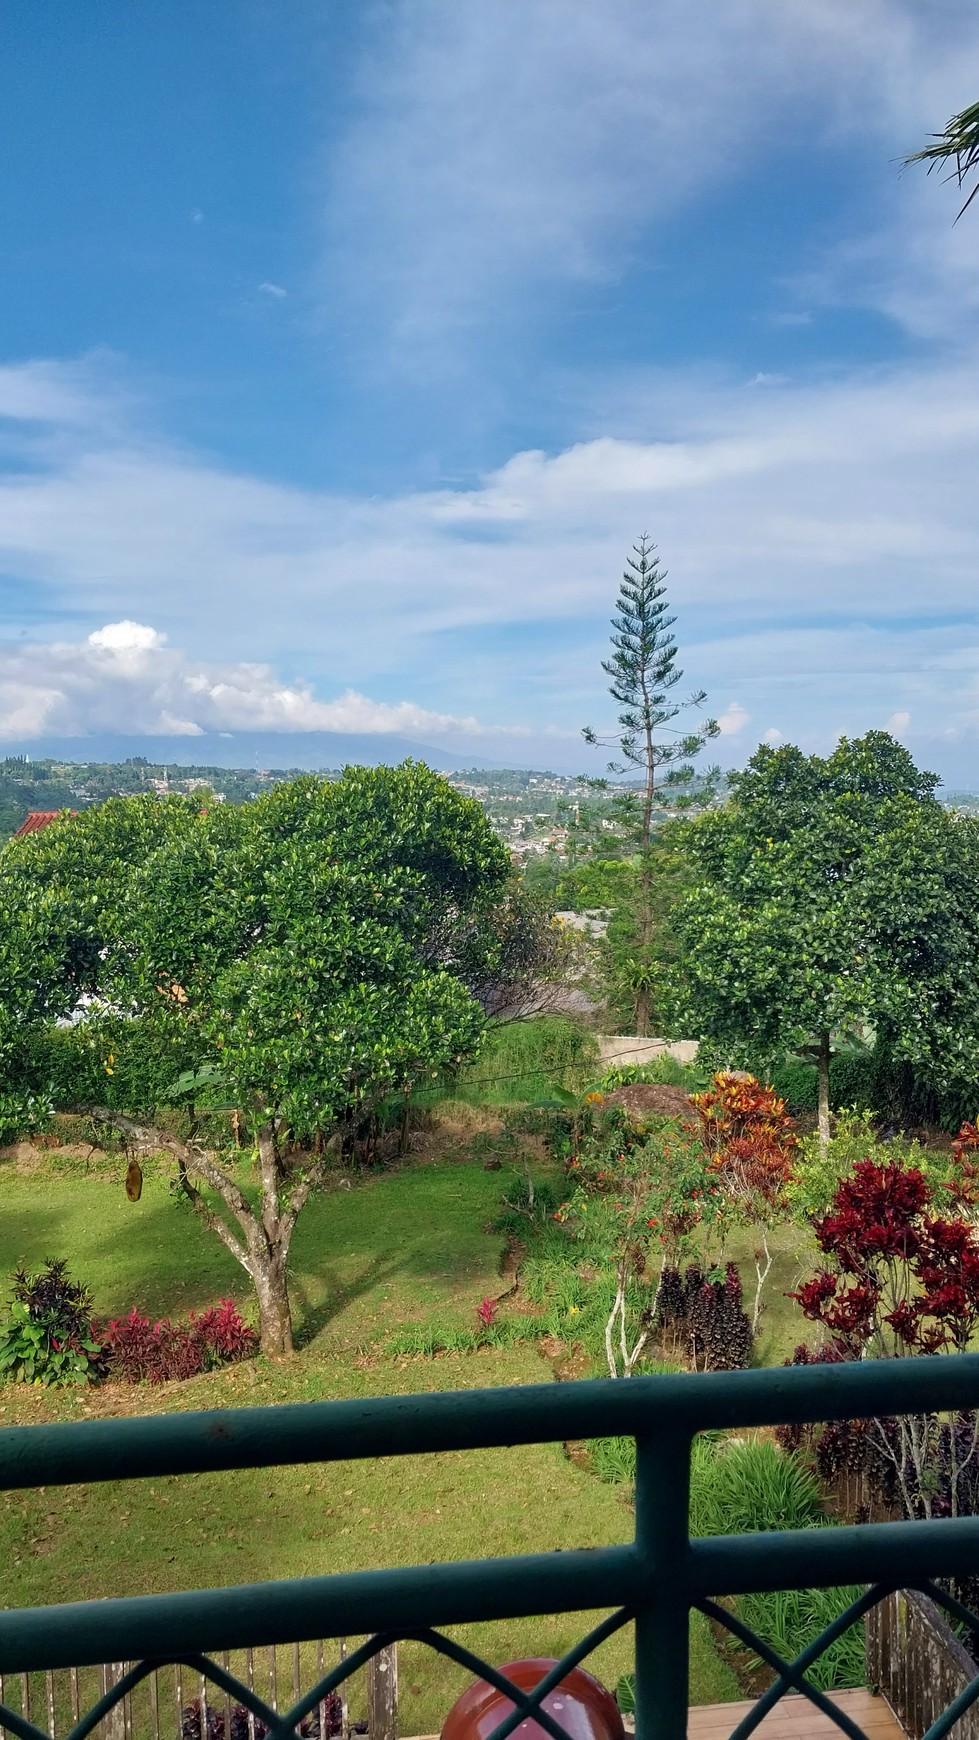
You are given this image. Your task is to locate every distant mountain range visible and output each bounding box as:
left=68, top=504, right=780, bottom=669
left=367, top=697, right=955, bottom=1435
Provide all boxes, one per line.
left=5, top=731, right=535, bottom=774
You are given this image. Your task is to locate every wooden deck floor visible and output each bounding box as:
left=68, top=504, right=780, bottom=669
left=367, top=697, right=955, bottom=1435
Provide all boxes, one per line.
left=688, top=1688, right=905, bottom=1740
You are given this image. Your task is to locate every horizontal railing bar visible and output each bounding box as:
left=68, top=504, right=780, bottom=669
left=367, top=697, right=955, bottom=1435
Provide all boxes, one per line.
left=689, top=1514, right=979, bottom=1594
left=4, top=1356, right=979, bottom=1489
left=0, top=1546, right=640, bottom=1674
left=7, top=1507, right=979, bottom=1675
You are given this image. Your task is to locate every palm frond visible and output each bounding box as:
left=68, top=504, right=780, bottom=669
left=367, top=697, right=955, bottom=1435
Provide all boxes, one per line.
left=905, top=98, right=979, bottom=220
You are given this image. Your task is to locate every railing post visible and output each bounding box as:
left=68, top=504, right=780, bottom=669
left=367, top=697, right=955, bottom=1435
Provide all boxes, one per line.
left=633, top=1431, right=691, bottom=1740
left=367, top=1643, right=398, bottom=1740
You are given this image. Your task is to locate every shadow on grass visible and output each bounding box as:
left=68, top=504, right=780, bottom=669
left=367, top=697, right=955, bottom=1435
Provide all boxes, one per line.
left=290, top=1249, right=406, bottom=1351
left=0, top=1203, right=76, bottom=1280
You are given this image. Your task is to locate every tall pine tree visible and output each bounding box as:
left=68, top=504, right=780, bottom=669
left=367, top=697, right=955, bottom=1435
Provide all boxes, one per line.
left=583, top=535, right=718, bottom=1034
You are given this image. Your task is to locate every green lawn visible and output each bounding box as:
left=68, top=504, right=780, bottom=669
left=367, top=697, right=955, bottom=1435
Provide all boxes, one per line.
left=0, top=1149, right=740, bottom=1728
left=0, top=1149, right=514, bottom=1350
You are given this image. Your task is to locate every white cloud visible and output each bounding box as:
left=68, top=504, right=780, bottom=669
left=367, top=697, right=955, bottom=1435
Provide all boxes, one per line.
left=3, top=349, right=979, bottom=773
left=718, top=702, right=750, bottom=737
left=763, top=728, right=783, bottom=746
left=258, top=282, right=287, bottom=299
left=886, top=709, right=912, bottom=734
left=0, top=623, right=529, bottom=743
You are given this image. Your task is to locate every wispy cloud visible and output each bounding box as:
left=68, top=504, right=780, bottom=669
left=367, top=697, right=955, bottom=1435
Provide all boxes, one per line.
left=318, top=0, right=979, bottom=362
left=3, top=347, right=979, bottom=771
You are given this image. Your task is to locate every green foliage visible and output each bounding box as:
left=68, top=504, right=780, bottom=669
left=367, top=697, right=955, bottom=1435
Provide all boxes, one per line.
left=693, top=1437, right=864, bottom=1692
left=905, top=96, right=979, bottom=219
left=0, top=1260, right=103, bottom=1386
left=598, top=1053, right=704, bottom=1092
left=581, top=536, right=720, bottom=1033
left=555, top=858, right=636, bottom=911
left=492, top=1167, right=562, bottom=1238
left=582, top=535, right=719, bottom=815
left=615, top=1438, right=865, bottom=1699
left=0, top=765, right=512, bottom=1134
left=667, top=732, right=979, bottom=1120
left=447, top=1017, right=599, bottom=1105
left=385, top=1318, right=535, bottom=1356
left=689, top=1436, right=823, bottom=1535
left=786, top=1108, right=967, bottom=1223
left=0, top=1089, right=51, bottom=1145
left=735, top=1587, right=866, bottom=1691
left=702, top=1037, right=979, bottom=1134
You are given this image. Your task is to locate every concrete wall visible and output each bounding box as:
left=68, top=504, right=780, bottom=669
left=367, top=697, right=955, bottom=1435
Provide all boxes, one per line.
left=596, top=1036, right=698, bottom=1068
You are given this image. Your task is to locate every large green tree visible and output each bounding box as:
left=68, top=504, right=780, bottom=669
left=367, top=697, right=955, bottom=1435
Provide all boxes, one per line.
left=583, top=535, right=718, bottom=1033
left=665, top=732, right=979, bottom=1151
left=0, top=765, right=512, bottom=1354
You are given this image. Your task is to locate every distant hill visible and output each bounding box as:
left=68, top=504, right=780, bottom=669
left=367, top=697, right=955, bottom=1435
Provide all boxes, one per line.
left=3, top=731, right=526, bottom=773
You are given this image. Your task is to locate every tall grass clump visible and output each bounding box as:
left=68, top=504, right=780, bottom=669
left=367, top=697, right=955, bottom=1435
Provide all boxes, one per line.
left=689, top=1436, right=823, bottom=1536
left=691, top=1437, right=864, bottom=1691
left=612, top=1436, right=865, bottom=1695
left=445, top=1017, right=599, bottom=1106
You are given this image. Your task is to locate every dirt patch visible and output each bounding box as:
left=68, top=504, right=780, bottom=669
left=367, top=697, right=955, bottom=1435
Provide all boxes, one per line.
left=704, top=1602, right=774, bottom=1697
left=499, top=1234, right=526, bottom=1288
left=601, top=1083, right=695, bottom=1123
left=536, top=1334, right=591, bottom=1383
left=564, top=1439, right=592, bottom=1470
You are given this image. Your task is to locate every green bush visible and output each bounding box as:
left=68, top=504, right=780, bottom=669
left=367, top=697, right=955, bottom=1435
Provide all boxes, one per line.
left=32, top=1018, right=196, bottom=1116
left=689, top=1437, right=823, bottom=1535
left=0, top=1089, right=51, bottom=1146
left=736, top=1586, right=866, bottom=1691
left=0, top=1260, right=104, bottom=1386
left=787, top=1108, right=966, bottom=1223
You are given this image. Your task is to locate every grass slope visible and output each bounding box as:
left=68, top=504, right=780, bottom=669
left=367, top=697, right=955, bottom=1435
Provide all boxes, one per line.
left=0, top=1154, right=739, bottom=1727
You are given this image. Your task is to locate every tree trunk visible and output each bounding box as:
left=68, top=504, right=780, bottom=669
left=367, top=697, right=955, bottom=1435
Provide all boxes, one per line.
left=93, top=1108, right=319, bottom=1363
left=254, top=1255, right=294, bottom=1358
left=817, top=1030, right=831, bottom=1157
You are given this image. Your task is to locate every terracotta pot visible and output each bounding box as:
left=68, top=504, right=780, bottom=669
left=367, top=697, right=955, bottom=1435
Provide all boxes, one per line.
left=441, top=1657, right=625, bottom=1740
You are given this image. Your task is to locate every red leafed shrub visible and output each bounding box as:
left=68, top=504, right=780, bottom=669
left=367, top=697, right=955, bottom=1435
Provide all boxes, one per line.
left=952, top=1120, right=979, bottom=1205
left=475, top=1296, right=498, bottom=1328
left=192, top=1298, right=260, bottom=1361
left=793, top=1157, right=979, bottom=1359
left=100, top=1300, right=257, bottom=1385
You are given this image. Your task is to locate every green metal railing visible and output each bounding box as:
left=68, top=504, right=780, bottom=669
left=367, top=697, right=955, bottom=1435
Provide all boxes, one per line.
left=5, top=1355, right=979, bottom=1740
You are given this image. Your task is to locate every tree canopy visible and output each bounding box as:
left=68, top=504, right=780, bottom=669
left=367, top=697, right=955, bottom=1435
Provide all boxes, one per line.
left=664, top=732, right=979, bottom=1146
left=0, top=764, right=517, bottom=1352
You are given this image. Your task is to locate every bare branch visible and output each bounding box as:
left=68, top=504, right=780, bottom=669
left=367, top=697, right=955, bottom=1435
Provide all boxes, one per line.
left=280, top=1155, right=332, bottom=1244
left=174, top=1163, right=252, bottom=1274
left=88, top=1106, right=254, bottom=1267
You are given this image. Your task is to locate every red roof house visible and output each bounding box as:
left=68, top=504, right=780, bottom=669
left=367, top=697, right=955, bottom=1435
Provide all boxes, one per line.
left=13, top=810, right=75, bottom=837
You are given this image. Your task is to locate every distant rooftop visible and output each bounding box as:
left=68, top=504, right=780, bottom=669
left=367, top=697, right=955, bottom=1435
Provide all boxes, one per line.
left=13, top=810, right=73, bottom=836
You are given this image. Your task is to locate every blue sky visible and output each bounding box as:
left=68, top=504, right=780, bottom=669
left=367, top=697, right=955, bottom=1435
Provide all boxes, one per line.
left=2, top=1, right=979, bottom=777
